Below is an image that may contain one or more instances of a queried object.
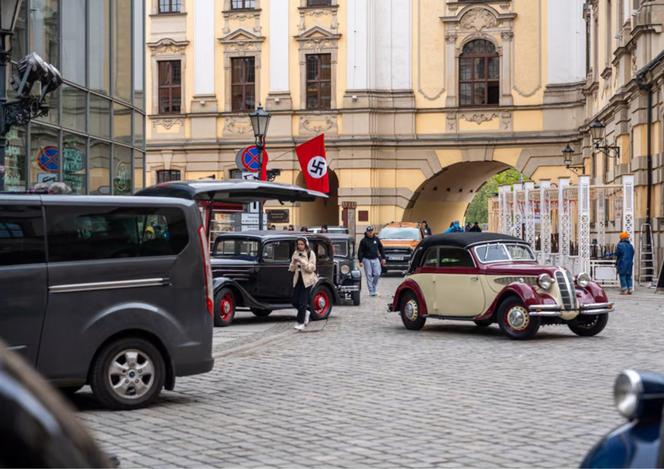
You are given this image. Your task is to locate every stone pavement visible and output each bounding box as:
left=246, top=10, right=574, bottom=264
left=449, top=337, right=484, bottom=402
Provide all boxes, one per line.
left=75, top=279, right=664, bottom=468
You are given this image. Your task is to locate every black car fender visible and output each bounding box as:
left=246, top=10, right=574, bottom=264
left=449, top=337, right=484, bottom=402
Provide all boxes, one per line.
left=313, top=277, right=341, bottom=304
left=212, top=277, right=263, bottom=309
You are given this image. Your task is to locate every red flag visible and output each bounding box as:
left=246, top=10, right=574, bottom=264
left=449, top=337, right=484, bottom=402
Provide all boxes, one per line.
left=259, top=149, right=269, bottom=181
left=295, top=134, right=329, bottom=193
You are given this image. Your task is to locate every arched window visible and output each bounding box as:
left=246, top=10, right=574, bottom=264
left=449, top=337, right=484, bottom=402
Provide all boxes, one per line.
left=459, top=39, right=499, bottom=106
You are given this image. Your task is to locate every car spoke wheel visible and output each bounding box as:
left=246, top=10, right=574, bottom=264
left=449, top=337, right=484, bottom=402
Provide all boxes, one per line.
left=214, top=288, right=236, bottom=327
left=90, top=338, right=165, bottom=410
left=568, top=314, right=608, bottom=337
left=400, top=292, right=426, bottom=331
left=497, top=297, right=540, bottom=340
left=310, top=286, right=333, bottom=321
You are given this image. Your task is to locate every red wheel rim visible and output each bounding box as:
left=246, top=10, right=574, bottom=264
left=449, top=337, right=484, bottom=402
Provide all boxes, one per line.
left=312, top=290, right=330, bottom=317
left=219, top=293, right=234, bottom=321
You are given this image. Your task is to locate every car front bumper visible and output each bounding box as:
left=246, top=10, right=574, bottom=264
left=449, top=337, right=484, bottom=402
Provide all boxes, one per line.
left=528, top=302, right=614, bottom=317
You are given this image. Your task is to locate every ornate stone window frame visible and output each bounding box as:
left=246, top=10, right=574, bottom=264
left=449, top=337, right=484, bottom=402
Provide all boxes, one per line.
left=441, top=4, right=516, bottom=107
left=147, top=38, right=190, bottom=116
left=297, top=0, right=339, bottom=34
left=220, top=29, right=265, bottom=113
left=295, top=26, right=341, bottom=111
left=150, top=0, right=187, bottom=16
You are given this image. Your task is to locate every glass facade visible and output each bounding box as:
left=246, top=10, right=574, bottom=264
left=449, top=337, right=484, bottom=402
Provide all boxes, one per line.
left=6, top=0, right=146, bottom=194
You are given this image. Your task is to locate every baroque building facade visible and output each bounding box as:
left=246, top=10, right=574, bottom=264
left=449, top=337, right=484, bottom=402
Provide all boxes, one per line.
left=145, top=0, right=662, bottom=269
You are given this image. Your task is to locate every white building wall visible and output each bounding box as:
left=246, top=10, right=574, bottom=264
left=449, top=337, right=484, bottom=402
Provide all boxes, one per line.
left=368, top=0, right=412, bottom=90
left=269, top=0, right=289, bottom=92
left=193, top=0, right=215, bottom=95
left=347, top=0, right=370, bottom=90
left=547, top=0, right=586, bottom=84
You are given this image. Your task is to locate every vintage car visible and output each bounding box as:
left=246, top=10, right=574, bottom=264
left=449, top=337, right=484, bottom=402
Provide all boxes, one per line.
left=210, top=231, right=339, bottom=326
left=581, top=369, right=664, bottom=468
left=326, top=232, right=362, bottom=305
left=388, top=232, right=614, bottom=340
left=378, top=222, right=424, bottom=274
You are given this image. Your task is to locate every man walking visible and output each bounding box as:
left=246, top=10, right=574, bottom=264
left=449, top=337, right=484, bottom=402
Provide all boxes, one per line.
left=358, top=226, right=386, bottom=297
left=614, top=232, right=635, bottom=295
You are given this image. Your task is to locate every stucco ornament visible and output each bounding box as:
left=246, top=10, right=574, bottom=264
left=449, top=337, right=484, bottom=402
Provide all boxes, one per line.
left=224, top=117, right=252, bottom=135
left=147, top=38, right=189, bottom=56
left=459, top=9, right=497, bottom=32
left=462, top=112, right=498, bottom=125
left=300, top=116, right=336, bottom=134
left=446, top=113, right=457, bottom=131
left=153, top=118, right=184, bottom=130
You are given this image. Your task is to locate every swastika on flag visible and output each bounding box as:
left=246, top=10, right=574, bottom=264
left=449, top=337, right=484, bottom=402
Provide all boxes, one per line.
left=307, top=156, right=327, bottom=179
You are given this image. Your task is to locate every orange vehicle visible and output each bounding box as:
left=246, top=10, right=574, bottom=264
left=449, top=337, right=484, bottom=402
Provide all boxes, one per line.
left=378, top=222, right=424, bottom=274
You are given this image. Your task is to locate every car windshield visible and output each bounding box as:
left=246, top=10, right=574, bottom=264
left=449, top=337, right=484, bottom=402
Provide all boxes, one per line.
left=473, top=243, right=535, bottom=263
left=332, top=241, right=348, bottom=257
left=213, top=238, right=260, bottom=259
left=379, top=227, right=421, bottom=240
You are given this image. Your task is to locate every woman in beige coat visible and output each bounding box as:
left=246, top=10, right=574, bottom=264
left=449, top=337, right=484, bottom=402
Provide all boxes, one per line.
left=289, top=238, right=317, bottom=330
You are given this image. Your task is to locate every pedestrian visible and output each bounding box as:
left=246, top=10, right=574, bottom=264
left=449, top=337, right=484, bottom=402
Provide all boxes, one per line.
left=288, top=225, right=295, bottom=231
left=444, top=221, right=463, bottom=233
left=289, top=237, right=317, bottom=330
left=300, top=226, right=309, bottom=232
left=465, top=223, right=472, bottom=232
left=358, top=226, right=386, bottom=297
left=321, top=224, right=329, bottom=233
left=469, top=222, right=482, bottom=232
left=421, top=220, right=432, bottom=236
left=614, top=232, right=635, bottom=295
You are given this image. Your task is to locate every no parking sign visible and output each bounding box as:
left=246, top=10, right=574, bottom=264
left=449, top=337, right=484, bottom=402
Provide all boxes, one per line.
left=235, top=146, right=268, bottom=173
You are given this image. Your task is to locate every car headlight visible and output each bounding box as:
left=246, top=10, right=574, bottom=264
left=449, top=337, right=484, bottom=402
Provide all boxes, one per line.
left=537, top=273, right=554, bottom=290
left=340, top=264, right=351, bottom=275
left=614, top=370, right=643, bottom=419
left=576, top=272, right=591, bottom=288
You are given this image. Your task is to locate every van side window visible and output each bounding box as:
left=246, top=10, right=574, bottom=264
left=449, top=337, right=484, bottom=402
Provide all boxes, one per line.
left=0, top=205, right=45, bottom=266
left=46, top=206, right=189, bottom=262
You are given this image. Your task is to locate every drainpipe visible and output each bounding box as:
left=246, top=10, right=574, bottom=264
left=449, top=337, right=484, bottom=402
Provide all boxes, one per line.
left=637, top=74, right=653, bottom=280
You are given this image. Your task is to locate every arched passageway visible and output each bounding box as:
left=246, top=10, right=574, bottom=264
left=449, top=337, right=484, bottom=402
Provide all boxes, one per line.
left=296, top=170, right=339, bottom=228
left=402, top=161, right=513, bottom=233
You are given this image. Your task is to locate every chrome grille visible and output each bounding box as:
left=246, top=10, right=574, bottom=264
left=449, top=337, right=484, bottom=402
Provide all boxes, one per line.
left=555, top=269, right=577, bottom=310
left=384, top=248, right=412, bottom=255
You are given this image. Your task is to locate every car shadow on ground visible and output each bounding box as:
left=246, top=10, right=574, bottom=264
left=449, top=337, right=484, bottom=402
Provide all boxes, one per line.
left=67, top=388, right=198, bottom=412
left=230, top=311, right=297, bottom=325
left=414, top=322, right=606, bottom=341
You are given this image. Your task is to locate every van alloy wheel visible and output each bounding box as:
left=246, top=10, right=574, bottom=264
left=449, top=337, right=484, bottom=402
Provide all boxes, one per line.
left=107, top=349, right=155, bottom=400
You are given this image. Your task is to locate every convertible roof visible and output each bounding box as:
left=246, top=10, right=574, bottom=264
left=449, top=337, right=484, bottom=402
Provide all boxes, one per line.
left=419, top=232, right=527, bottom=249
left=136, top=180, right=328, bottom=204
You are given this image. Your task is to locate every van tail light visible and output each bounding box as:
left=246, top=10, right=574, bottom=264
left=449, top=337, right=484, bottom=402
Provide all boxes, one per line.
left=197, top=225, right=214, bottom=318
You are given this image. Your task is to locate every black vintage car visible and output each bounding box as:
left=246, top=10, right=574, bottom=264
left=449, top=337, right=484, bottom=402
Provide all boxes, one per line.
left=326, top=232, right=362, bottom=306
left=210, top=231, right=339, bottom=327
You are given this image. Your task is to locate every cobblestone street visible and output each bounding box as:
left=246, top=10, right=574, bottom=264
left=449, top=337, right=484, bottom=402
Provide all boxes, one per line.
left=74, top=279, right=664, bottom=468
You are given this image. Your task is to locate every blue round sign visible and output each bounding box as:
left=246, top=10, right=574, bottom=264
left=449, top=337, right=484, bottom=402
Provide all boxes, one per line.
left=240, top=146, right=262, bottom=173
left=37, top=145, right=59, bottom=173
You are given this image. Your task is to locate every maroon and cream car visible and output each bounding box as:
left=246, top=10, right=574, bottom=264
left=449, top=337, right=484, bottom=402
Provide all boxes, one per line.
left=388, top=233, right=614, bottom=340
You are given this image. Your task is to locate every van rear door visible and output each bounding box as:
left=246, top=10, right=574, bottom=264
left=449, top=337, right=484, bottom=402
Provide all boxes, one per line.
left=0, top=201, right=48, bottom=364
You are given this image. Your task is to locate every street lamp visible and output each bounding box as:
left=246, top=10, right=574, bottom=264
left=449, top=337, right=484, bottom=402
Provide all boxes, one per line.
left=561, top=144, right=585, bottom=175
left=248, top=105, right=271, bottom=230
left=589, top=118, right=620, bottom=159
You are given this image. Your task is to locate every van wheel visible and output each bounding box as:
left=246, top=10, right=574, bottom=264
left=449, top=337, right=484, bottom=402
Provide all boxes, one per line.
left=251, top=308, right=272, bottom=318
left=497, top=297, right=540, bottom=340
left=400, top=292, right=426, bottom=330
left=90, top=338, right=165, bottom=410
left=214, top=288, right=236, bottom=327
left=310, top=286, right=333, bottom=321
left=568, top=314, right=608, bottom=337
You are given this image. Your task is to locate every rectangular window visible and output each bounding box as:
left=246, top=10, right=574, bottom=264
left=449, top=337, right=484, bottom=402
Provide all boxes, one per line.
left=438, top=248, right=475, bottom=268
left=262, top=241, right=292, bottom=263
left=157, top=169, right=182, bottom=183
left=0, top=205, right=45, bottom=266
left=231, top=57, right=256, bottom=112
left=307, top=0, right=332, bottom=6
left=231, top=0, right=256, bottom=9
left=158, top=60, right=182, bottom=114
left=159, top=0, right=182, bottom=13
left=46, top=206, right=189, bottom=262
left=306, top=53, right=332, bottom=110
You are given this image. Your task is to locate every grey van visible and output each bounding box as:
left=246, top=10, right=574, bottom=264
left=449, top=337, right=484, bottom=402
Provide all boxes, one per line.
left=0, top=195, right=214, bottom=410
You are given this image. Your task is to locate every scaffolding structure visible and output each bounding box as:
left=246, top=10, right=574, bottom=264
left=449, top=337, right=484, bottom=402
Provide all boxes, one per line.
left=492, top=176, right=635, bottom=285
